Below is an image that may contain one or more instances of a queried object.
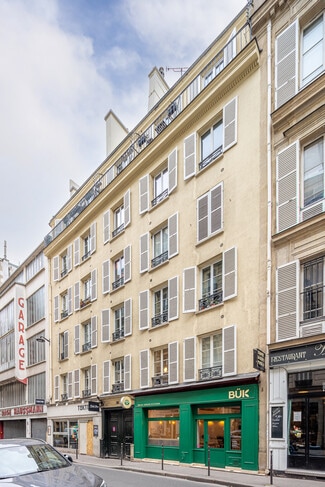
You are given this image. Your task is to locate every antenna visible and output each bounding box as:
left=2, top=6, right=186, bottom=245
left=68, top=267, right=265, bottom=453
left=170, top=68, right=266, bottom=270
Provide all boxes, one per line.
left=166, top=66, right=188, bottom=77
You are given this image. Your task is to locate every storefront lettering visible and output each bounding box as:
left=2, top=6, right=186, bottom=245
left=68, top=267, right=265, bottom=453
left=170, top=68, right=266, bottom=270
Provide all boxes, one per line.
left=229, top=388, right=250, bottom=399
left=1, top=409, right=12, bottom=417
left=16, top=295, right=27, bottom=384
left=78, top=405, right=88, bottom=411
left=314, top=343, right=325, bottom=357
left=270, top=351, right=306, bottom=364
left=270, top=341, right=325, bottom=366
left=13, top=405, right=43, bottom=415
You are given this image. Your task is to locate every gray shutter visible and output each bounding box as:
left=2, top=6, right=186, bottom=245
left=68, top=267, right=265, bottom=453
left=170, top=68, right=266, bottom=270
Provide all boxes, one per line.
left=184, top=337, right=195, bottom=382
left=54, top=295, right=59, bottom=322
left=168, top=341, right=178, bottom=384
left=183, top=267, right=196, bottom=313
left=139, top=290, right=149, bottom=330
left=223, top=325, right=236, bottom=376
left=184, top=133, right=196, bottom=179
left=124, top=189, right=131, bottom=227
left=139, top=175, right=149, bottom=214
left=276, top=142, right=299, bottom=232
left=53, top=256, right=59, bottom=281
left=140, top=233, right=149, bottom=273
left=68, top=371, right=73, bottom=399
left=124, top=245, right=131, bottom=283
left=275, top=21, right=298, bottom=109
left=54, top=375, right=59, bottom=402
left=67, top=245, right=72, bottom=271
left=68, top=287, right=72, bottom=315
left=223, top=97, right=237, bottom=151
left=168, top=276, right=178, bottom=321
left=168, top=148, right=177, bottom=194
left=91, top=316, right=98, bottom=348
left=140, top=349, right=149, bottom=388
left=102, top=260, right=110, bottom=294
left=90, top=222, right=96, bottom=254
left=74, top=238, right=80, bottom=266
left=91, top=364, right=97, bottom=395
left=103, top=360, right=110, bottom=394
left=276, top=261, right=299, bottom=341
left=64, top=330, right=69, bottom=359
left=124, top=355, right=131, bottom=391
left=91, top=269, right=97, bottom=301
left=101, top=309, right=110, bottom=342
left=124, top=298, right=132, bottom=336
left=74, top=324, right=80, bottom=354
left=103, top=210, right=110, bottom=243
left=168, top=212, right=178, bottom=258
left=74, top=282, right=80, bottom=310
left=74, top=369, right=80, bottom=398
left=210, top=183, right=223, bottom=234
left=197, top=194, right=208, bottom=242
left=223, top=247, right=237, bottom=301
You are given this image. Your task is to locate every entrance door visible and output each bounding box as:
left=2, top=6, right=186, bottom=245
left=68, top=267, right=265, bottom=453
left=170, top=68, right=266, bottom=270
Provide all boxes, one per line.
left=104, top=409, right=133, bottom=458
left=288, top=397, right=325, bottom=469
left=197, top=418, right=225, bottom=467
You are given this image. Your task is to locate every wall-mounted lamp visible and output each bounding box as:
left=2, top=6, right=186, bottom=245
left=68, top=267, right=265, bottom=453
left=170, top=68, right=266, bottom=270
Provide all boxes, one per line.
left=36, top=335, right=50, bottom=344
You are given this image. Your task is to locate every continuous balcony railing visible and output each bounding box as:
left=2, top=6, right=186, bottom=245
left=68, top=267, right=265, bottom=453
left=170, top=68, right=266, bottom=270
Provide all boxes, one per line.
left=44, top=23, right=252, bottom=246
left=199, top=365, right=222, bottom=381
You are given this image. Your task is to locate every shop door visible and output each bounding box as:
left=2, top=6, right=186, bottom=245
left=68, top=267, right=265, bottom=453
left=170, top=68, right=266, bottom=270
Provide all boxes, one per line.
left=288, top=397, right=325, bottom=470
left=198, top=419, right=225, bottom=467
left=105, top=409, right=133, bottom=458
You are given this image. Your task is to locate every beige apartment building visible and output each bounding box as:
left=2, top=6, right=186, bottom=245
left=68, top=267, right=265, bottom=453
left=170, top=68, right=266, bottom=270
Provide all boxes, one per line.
left=43, top=4, right=268, bottom=471
left=253, top=0, right=325, bottom=476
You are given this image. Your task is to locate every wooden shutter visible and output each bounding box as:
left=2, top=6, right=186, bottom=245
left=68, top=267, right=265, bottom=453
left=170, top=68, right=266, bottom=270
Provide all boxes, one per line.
left=276, top=142, right=299, bottom=232
left=140, top=349, right=149, bottom=388
left=74, top=369, right=80, bottom=398
left=168, top=212, right=178, bottom=258
left=124, top=355, right=131, bottom=391
left=184, top=133, right=196, bottom=179
left=124, top=245, right=131, bottom=283
left=74, top=324, right=80, bottom=354
left=124, top=298, right=132, bottom=336
left=68, top=287, right=72, bottom=315
left=102, top=260, right=110, bottom=294
left=275, top=21, right=298, bottom=109
left=91, top=364, right=97, bottom=395
left=168, top=148, right=177, bottom=194
left=210, top=183, right=223, bottom=234
left=168, top=341, right=178, bottom=384
left=183, top=267, right=196, bottom=312
left=68, top=371, right=73, bottom=399
left=53, top=256, right=59, bottom=281
left=103, top=361, right=110, bottom=394
left=222, top=325, right=236, bottom=376
left=90, top=222, right=96, bottom=254
left=91, top=316, right=98, bottom=348
left=168, top=276, right=178, bottom=321
left=140, top=233, right=149, bottom=273
left=54, top=295, right=59, bottom=322
left=139, top=290, right=149, bottom=330
left=124, top=189, right=131, bottom=227
left=74, top=282, right=80, bottom=310
left=64, top=330, right=69, bottom=359
left=101, top=309, right=110, bottom=342
left=54, top=375, right=59, bottom=402
left=74, top=238, right=80, bottom=266
left=184, top=337, right=195, bottom=382
left=139, top=175, right=149, bottom=214
left=67, top=244, right=72, bottom=271
left=91, top=269, right=97, bottom=301
left=103, top=210, right=110, bottom=243
left=276, top=261, right=299, bottom=341
left=223, top=97, right=237, bottom=151
left=197, top=193, right=209, bottom=242
left=223, top=247, right=237, bottom=301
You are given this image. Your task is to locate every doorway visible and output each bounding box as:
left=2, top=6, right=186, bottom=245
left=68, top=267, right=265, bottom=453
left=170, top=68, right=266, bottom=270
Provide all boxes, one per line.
left=103, top=408, right=133, bottom=458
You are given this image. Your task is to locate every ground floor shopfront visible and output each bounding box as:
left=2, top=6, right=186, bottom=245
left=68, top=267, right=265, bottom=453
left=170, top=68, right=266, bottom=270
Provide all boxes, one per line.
left=133, top=375, right=260, bottom=471
left=0, top=405, right=47, bottom=440
left=269, top=340, right=325, bottom=473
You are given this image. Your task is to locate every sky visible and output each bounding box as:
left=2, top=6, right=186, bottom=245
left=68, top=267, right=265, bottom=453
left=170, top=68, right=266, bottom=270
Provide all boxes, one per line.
left=0, top=0, right=247, bottom=265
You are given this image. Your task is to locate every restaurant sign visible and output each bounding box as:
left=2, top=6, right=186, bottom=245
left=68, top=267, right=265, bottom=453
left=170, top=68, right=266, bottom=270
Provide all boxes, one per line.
left=270, top=341, right=325, bottom=366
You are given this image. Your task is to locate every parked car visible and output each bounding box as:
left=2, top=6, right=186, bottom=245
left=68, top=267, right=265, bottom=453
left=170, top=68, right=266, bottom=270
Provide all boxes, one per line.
left=0, top=438, right=107, bottom=487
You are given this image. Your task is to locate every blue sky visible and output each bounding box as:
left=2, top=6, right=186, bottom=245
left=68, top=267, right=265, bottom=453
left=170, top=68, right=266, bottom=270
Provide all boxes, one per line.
left=0, top=0, right=247, bottom=265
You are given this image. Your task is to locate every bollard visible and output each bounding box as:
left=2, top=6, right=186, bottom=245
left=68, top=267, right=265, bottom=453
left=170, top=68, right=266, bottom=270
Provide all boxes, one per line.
left=121, top=442, right=123, bottom=466
left=161, top=444, right=164, bottom=470
left=207, top=446, right=210, bottom=476
left=270, top=450, right=273, bottom=485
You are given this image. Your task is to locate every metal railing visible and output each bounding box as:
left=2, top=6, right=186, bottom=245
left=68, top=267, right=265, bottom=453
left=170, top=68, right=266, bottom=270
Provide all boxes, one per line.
left=112, top=382, right=124, bottom=393
left=151, top=251, right=168, bottom=268
left=199, top=290, right=223, bottom=310
left=152, top=374, right=168, bottom=387
left=152, top=189, right=168, bottom=207
left=151, top=311, right=168, bottom=327
left=199, top=146, right=223, bottom=171
left=199, top=365, right=222, bottom=381
left=82, top=341, right=91, bottom=352
left=112, top=276, right=124, bottom=290
left=112, top=329, right=124, bottom=342
left=82, top=389, right=91, bottom=397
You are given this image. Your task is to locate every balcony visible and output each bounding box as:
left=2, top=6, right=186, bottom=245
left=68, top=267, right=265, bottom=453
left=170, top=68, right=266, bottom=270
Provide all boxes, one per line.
left=152, top=374, right=168, bottom=387
left=61, top=393, right=68, bottom=401
left=199, top=365, right=222, bottom=381
left=112, top=223, right=124, bottom=238
left=112, top=382, right=124, bottom=393
left=151, top=311, right=168, bottom=328
left=80, top=297, right=91, bottom=309
left=82, top=389, right=91, bottom=398
left=112, top=329, right=124, bottom=342
left=44, top=22, right=252, bottom=247
left=152, top=189, right=168, bottom=207
left=112, top=276, right=124, bottom=291
left=82, top=341, right=91, bottom=353
left=199, top=290, right=223, bottom=311
left=61, top=309, right=68, bottom=320
left=151, top=250, right=168, bottom=268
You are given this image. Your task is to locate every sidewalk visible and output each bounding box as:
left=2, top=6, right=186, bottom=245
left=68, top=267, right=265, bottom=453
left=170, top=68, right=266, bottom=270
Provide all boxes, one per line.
left=66, top=452, right=325, bottom=487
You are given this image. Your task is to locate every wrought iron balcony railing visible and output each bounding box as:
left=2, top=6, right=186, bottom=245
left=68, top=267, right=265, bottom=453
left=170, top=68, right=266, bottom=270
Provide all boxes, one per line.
left=82, top=341, right=91, bottom=352
left=151, top=311, right=168, bottom=328
left=152, top=188, right=168, bottom=207
left=112, top=382, right=124, bottom=393
left=199, top=365, right=222, bottom=381
left=112, top=223, right=125, bottom=238
left=112, top=276, right=124, bottom=290
left=152, top=374, right=168, bottom=387
left=80, top=297, right=91, bottom=308
left=82, top=389, right=91, bottom=397
left=151, top=250, right=168, bottom=268
left=199, top=290, right=223, bottom=311
left=112, top=329, right=124, bottom=342
left=199, top=146, right=223, bottom=171
left=61, top=393, right=68, bottom=401
left=61, top=309, right=68, bottom=319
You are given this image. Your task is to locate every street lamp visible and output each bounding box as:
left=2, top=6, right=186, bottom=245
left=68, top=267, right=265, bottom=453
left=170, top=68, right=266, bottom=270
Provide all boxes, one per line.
left=36, top=335, right=50, bottom=343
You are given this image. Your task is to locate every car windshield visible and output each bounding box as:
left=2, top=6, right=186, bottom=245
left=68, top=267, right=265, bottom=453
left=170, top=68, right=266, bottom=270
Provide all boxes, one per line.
left=0, top=443, right=69, bottom=479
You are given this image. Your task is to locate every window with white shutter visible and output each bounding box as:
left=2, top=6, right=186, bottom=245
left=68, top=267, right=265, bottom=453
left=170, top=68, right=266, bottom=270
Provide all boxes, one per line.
left=124, top=189, right=131, bottom=227
left=91, top=364, right=97, bottom=395
left=54, top=375, right=59, bottom=402
left=139, top=290, right=149, bottom=330
left=140, top=349, right=149, bottom=388
left=90, top=222, right=96, bottom=254
left=184, top=337, right=195, bottom=382
left=91, top=269, right=97, bottom=301
left=68, top=371, right=73, bottom=399
left=124, top=245, right=131, bottom=283
left=54, top=295, right=59, bottom=323
left=53, top=256, right=59, bottom=281
left=275, top=21, right=298, bottom=109
left=74, top=282, right=80, bottom=311
left=68, top=287, right=72, bottom=315
left=223, top=247, right=237, bottom=301
left=139, top=174, right=149, bottom=214
left=124, top=298, right=132, bottom=336
left=103, top=361, right=110, bottom=394
left=102, top=260, right=110, bottom=294
left=91, top=316, right=97, bottom=348
left=183, top=267, right=196, bottom=313
left=74, top=324, right=80, bottom=354
left=197, top=183, right=223, bottom=242
left=168, top=213, right=178, bottom=258
left=101, top=309, right=110, bottom=342
left=168, top=276, right=178, bottom=321
left=223, top=97, right=237, bottom=152
left=74, top=238, right=80, bottom=267
left=67, top=245, right=72, bottom=271
left=168, top=341, right=178, bottom=384
left=184, top=133, right=196, bottom=179
left=103, top=210, right=110, bottom=243
left=140, top=233, right=149, bottom=273
left=276, top=261, right=299, bottom=341
left=168, top=148, right=177, bottom=194
left=74, top=369, right=80, bottom=398
left=222, top=325, right=236, bottom=376
left=124, top=354, right=131, bottom=391
left=276, top=142, right=299, bottom=233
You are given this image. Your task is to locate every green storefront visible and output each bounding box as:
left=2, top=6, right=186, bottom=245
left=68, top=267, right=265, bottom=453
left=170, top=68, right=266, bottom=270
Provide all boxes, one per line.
left=134, top=377, right=259, bottom=470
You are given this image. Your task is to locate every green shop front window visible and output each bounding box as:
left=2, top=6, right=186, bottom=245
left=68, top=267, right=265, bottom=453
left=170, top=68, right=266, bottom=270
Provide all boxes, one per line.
left=148, top=408, right=179, bottom=446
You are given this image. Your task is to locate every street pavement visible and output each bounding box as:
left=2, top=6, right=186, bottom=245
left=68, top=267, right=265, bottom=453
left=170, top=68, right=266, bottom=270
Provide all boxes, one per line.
left=65, top=451, right=325, bottom=487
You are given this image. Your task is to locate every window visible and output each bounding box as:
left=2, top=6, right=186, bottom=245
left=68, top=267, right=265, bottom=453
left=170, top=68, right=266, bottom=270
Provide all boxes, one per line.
left=113, top=305, right=124, bottom=341
left=113, top=255, right=124, bottom=290
left=302, top=257, right=324, bottom=321
left=200, top=120, right=223, bottom=170
left=152, top=348, right=168, bottom=386
left=152, top=287, right=168, bottom=327
left=26, top=252, right=44, bottom=281
left=61, top=374, right=68, bottom=400
left=303, top=137, right=324, bottom=207
left=27, top=334, right=46, bottom=366
left=152, top=168, right=168, bottom=206
left=83, top=368, right=91, bottom=397
left=112, top=359, right=124, bottom=392
left=61, top=292, right=68, bottom=319
left=197, top=184, right=223, bottom=242
left=113, top=204, right=124, bottom=238
left=59, top=331, right=68, bottom=360
left=148, top=408, right=179, bottom=446
left=61, top=253, right=68, bottom=277
left=27, top=287, right=45, bottom=327
left=200, top=260, right=222, bottom=310
left=302, top=15, right=324, bottom=87
left=82, top=321, right=91, bottom=352
left=27, top=372, right=45, bottom=404
left=200, top=332, right=222, bottom=380
left=0, top=301, right=14, bottom=335
left=152, top=227, right=168, bottom=267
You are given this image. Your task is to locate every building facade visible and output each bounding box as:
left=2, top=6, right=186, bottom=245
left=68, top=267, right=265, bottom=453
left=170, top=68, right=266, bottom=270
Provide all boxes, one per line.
left=44, top=4, right=268, bottom=471
left=0, top=244, right=49, bottom=440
